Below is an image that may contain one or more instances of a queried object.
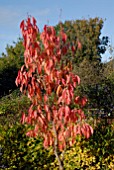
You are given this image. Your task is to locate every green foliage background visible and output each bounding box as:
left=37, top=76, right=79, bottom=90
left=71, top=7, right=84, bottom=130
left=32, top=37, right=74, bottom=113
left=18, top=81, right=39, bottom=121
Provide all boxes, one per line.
left=0, top=39, right=24, bottom=97
left=0, top=17, right=114, bottom=169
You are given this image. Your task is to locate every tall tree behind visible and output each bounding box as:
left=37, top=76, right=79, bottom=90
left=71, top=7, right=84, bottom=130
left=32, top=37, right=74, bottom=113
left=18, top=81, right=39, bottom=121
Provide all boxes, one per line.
left=55, top=18, right=111, bottom=114
left=55, top=17, right=108, bottom=64
left=0, top=38, right=24, bottom=97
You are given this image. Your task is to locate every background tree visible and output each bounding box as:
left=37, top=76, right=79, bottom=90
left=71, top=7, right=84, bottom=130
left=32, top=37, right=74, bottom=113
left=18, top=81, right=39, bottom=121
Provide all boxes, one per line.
left=54, top=17, right=114, bottom=118
left=55, top=17, right=109, bottom=64
left=0, top=38, right=24, bottom=97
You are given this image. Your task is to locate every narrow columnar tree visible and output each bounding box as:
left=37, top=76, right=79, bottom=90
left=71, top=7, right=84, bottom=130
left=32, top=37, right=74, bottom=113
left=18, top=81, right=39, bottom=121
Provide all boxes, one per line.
left=16, top=17, right=93, bottom=170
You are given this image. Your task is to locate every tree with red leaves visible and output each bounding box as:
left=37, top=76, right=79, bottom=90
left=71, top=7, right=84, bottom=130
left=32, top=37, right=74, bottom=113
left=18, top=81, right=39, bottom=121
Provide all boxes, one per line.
left=16, top=17, right=93, bottom=170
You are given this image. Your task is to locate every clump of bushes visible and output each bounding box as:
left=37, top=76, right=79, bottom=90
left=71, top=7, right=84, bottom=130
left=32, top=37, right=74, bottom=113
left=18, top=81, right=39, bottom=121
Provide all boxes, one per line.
left=0, top=118, right=113, bottom=169
left=0, top=89, right=30, bottom=116
left=63, top=121, right=114, bottom=170
left=0, top=123, right=55, bottom=170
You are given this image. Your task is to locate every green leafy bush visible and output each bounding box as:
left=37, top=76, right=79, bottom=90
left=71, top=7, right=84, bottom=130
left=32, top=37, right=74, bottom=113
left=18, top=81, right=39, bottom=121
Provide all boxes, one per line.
left=0, top=119, right=113, bottom=169
left=0, top=89, right=30, bottom=117
left=62, top=121, right=114, bottom=170
left=0, top=123, right=55, bottom=170
left=0, top=89, right=55, bottom=169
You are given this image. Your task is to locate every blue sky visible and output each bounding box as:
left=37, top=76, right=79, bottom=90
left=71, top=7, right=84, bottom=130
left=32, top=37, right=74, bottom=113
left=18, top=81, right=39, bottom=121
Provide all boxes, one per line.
left=0, top=0, right=114, bottom=62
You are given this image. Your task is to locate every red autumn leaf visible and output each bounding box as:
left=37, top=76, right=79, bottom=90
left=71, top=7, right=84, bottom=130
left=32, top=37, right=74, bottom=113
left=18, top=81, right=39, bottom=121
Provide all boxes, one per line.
left=75, top=125, right=82, bottom=135
left=46, top=111, right=51, bottom=122
left=75, top=96, right=87, bottom=107
left=58, top=106, right=64, bottom=120
left=34, top=124, right=39, bottom=134
left=26, top=116, right=32, bottom=124
left=81, top=124, right=87, bottom=137
left=65, top=90, right=71, bottom=105
left=20, top=20, right=25, bottom=32
left=66, top=127, right=71, bottom=138
left=44, top=94, right=48, bottom=103
left=43, top=136, right=49, bottom=149
left=88, top=124, right=94, bottom=135
left=56, top=85, right=62, bottom=96
left=81, top=97, right=87, bottom=107
left=60, top=31, right=67, bottom=43
left=27, top=17, right=31, bottom=26
left=81, top=123, right=93, bottom=139
left=74, top=96, right=80, bottom=105
left=33, top=110, right=37, bottom=119
left=64, top=105, right=70, bottom=116
left=66, top=74, right=71, bottom=84
left=71, top=45, right=75, bottom=52
left=76, top=75, right=80, bottom=84
left=77, top=41, right=82, bottom=49
left=20, top=112, right=26, bottom=124
left=73, top=125, right=78, bottom=136
left=26, top=130, right=33, bottom=137
left=38, top=116, right=45, bottom=127
left=32, top=17, right=36, bottom=26
left=44, top=104, right=49, bottom=112
left=61, top=46, right=67, bottom=55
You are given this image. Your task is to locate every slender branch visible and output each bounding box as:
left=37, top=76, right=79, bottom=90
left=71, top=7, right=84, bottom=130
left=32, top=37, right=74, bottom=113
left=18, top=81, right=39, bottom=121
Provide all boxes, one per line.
left=61, top=147, right=66, bottom=162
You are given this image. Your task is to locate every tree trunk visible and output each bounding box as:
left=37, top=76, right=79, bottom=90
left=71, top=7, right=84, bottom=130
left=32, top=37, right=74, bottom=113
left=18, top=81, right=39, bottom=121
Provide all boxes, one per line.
left=53, top=122, right=64, bottom=170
